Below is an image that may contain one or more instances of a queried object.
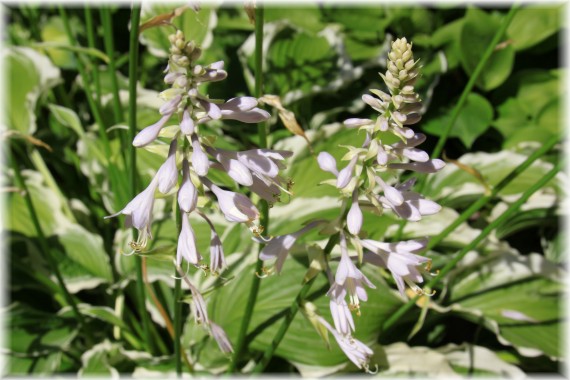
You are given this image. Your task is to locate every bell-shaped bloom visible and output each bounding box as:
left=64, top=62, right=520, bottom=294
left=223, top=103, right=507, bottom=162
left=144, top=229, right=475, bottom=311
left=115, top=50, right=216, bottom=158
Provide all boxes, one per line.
left=159, top=94, right=182, bottom=115
left=210, top=322, right=234, bottom=354
left=191, top=136, right=210, bottom=176
left=343, top=118, right=374, bottom=129
left=206, top=181, right=259, bottom=223
left=336, top=156, right=358, bottom=189
left=378, top=178, right=441, bottom=222
left=360, top=238, right=429, bottom=296
left=317, top=151, right=339, bottom=176
left=180, top=109, right=195, bottom=135
left=199, top=99, right=222, bottom=120
left=186, top=279, right=209, bottom=325
left=388, top=159, right=445, bottom=173
left=346, top=190, right=363, bottom=235
left=375, top=175, right=404, bottom=206
left=156, top=139, right=178, bottom=194
left=106, top=176, right=159, bottom=249
left=330, top=299, right=355, bottom=336
left=199, top=212, right=227, bottom=273
left=327, top=233, right=375, bottom=312
left=317, top=316, right=373, bottom=371
left=133, top=111, right=174, bottom=147
left=391, top=133, right=429, bottom=162
left=218, top=97, right=270, bottom=123
left=177, top=212, right=202, bottom=265
left=211, top=149, right=253, bottom=186
left=178, top=159, right=198, bottom=213
left=259, top=220, right=322, bottom=273
left=237, top=149, right=291, bottom=179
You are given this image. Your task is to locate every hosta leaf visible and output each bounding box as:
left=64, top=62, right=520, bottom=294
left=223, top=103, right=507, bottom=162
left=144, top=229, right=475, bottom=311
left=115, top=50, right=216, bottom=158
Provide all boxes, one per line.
left=208, top=257, right=404, bottom=369
left=507, top=5, right=563, bottom=51
left=422, top=93, right=493, bottom=148
left=459, top=8, right=514, bottom=91
left=446, top=249, right=564, bottom=358
left=4, top=47, right=61, bottom=134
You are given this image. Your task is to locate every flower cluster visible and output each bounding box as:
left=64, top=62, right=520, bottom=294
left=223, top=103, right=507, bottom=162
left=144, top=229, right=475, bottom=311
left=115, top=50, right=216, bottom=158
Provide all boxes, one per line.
left=107, top=30, right=292, bottom=354
left=260, top=37, right=444, bottom=371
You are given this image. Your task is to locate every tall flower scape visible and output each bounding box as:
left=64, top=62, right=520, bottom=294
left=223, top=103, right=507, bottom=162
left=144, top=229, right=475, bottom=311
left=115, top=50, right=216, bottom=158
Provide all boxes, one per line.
left=259, top=38, right=445, bottom=371
left=108, top=30, right=293, bottom=354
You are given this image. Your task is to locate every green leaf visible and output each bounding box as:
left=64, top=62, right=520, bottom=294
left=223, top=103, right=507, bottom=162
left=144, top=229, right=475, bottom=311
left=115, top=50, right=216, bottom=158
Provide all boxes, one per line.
left=47, top=104, right=85, bottom=138
left=422, top=93, right=493, bottom=148
left=448, top=250, right=563, bottom=358
left=39, top=16, right=76, bottom=68
left=32, top=41, right=109, bottom=63
left=208, top=258, right=404, bottom=369
left=507, top=5, right=563, bottom=51
left=459, top=8, right=515, bottom=91
left=5, top=47, right=61, bottom=134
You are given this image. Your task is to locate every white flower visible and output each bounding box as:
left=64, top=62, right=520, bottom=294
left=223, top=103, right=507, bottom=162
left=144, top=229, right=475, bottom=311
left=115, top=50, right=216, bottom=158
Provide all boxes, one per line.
left=210, top=322, right=233, bottom=354
left=317, top=316, right=373, bottom=371
left=388, top=159, right=446, bottom=173
left=317, top=151, right=339, bottom=176
left=327, top=232, right=375, bottom=313
left=337, top=156, right=358, bottom=189
left=330, top=299, right=355, bottom=336
left=178, top=158, right=198, bottom=213
left=177, top=212, right=202, bottom=265
left=191, top=136, right=210, bottom=176
left=180, top=109, right=195, bottom=135
left=132, top=111, right=174, bottom=147
left=106, top=176, right=159, bottom=249
left=206, top=181, right=259, bottom=224
left=346, top=190, right=363, bottom=235
left=360, top=237, right=430, bottom=296
left=378, top=178, right=441, bottom=222
left=259, top=221, right=323, bottom=273
left=156, top=139, right=178, bottom=194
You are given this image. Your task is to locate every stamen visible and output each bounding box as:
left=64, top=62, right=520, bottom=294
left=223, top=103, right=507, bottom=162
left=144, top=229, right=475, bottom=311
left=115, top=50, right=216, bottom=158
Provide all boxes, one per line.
left=121, top=248, right=136, bottom=256
left=255, top=266, right=274, bottom=278
left=197, top=264, right=210, bottom=276
left=171, top=261, right=191, bottom=280
left=424, top=260, right=432, bottom=272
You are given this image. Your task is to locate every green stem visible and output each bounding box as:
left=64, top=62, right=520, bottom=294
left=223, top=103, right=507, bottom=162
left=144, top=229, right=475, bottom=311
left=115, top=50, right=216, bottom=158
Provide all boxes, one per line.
left=174, top=270, right=183, bottom=376
left=84, top=7, right=103, bottom=105
left=382, top=159, right=562, bottom=332
left=10, top=146, right=94, bottom=345
left=252, top=234, right=339, bottom=373
left=228, top=7, right=265, bottom=373
left=59, top=6, right=111, bottom=158
left=100, top=7, right=124, bottom=125
left=426, top=134, right=560, bottom=251
left=127, top=4, right=155, bottom=354
left=394, top=4, right=519, bottom=240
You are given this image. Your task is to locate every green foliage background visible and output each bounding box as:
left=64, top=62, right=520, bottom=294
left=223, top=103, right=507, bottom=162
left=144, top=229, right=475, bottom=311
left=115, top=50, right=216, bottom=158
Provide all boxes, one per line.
left=4, top=3, right=565, bottom=377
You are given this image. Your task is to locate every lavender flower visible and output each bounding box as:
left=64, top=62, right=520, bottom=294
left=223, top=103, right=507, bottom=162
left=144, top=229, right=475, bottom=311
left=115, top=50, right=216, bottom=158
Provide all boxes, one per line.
left=327, top=232, right=375, bottom=314
left=317, top=316, right=374, bottom=372
left=259, top=221, right=324, bottom=274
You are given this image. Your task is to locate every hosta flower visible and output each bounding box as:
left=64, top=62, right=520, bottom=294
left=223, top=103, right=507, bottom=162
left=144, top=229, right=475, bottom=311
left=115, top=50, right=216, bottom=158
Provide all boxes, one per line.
left=377, top=178, right=441, bottom=222
left=210, top=322, right=234, bottom=354
left=317, top=316, right=373, bottom=371
left=360, top=238, right=431, bottom=296
left=259, top=221, right=323, bottom=274
left=346, top=190, right=363, bottom=235
left=132, top=111, right=175, bottom=148
left=177, top=212, right=202, bottom=266
left=106, top=176, right=159, bottom=249
left=330, top=299, right=355, bottom=335
left=156, top=139, right=178, bottom=194
left=178, top=159, right=198, bottom=213
left=199, top=211, right=227, bottom=274
left=327, top=233, right=375, bottom=314
left=202, top=178, right=259, bottom=224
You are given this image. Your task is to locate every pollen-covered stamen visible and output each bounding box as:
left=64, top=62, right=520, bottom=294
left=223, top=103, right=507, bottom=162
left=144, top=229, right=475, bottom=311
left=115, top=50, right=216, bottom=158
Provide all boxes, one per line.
left=198, top=264, right=210, bottom=276
left=248, top=223, right=265, bottom=237
left=255, top=266, right=275, bottom=278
